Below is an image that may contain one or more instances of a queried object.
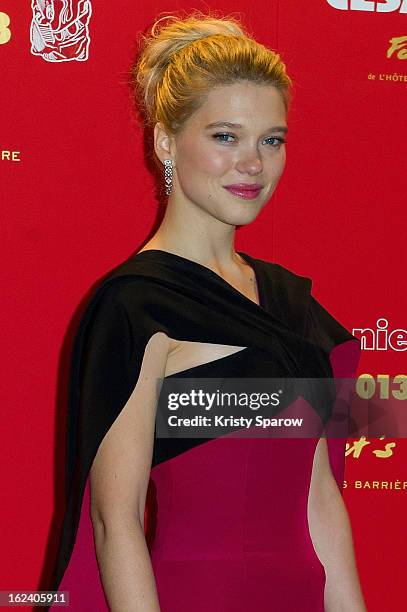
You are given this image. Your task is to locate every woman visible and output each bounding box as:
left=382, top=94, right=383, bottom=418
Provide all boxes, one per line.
left=49, top=12, right=366, bottom=611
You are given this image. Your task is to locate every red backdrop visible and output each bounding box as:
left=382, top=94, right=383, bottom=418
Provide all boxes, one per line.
left=2, top=1, right=406, bottom=609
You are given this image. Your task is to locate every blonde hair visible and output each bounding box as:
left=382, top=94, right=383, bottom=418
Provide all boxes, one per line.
left=131, top=10, right=293, bottom=134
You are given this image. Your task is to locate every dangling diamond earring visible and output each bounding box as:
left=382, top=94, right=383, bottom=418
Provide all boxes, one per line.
left=164, top=159, right=173, bottom=195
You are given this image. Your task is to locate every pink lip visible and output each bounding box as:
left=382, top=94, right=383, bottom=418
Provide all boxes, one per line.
left=223, top=184, right=263, bottom=200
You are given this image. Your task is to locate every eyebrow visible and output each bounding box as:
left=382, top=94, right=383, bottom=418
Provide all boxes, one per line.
left=204, top=121, right=288, bottom=133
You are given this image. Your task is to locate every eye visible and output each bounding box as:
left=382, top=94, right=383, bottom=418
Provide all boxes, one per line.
left=212, top=133, right=287, bottom=147
left=212, top=132, right=236, bottom=143
left=262, top=136, right=287, bottom=147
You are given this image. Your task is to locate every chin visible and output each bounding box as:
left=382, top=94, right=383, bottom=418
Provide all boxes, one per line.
left=217, top=208, right=263, bottom=227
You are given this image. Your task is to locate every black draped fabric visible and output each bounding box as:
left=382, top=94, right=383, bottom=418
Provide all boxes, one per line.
left=48, top=250, right=361, bottom=611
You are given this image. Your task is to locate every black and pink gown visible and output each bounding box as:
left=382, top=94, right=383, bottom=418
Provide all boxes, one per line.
left=48, top=250, right=360, bottom=611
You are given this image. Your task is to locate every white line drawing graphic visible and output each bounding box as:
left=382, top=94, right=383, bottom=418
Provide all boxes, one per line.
left=30, top=0, right=92, bottom=62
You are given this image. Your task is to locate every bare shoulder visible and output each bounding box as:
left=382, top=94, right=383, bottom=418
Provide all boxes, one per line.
left=310, top=438, right=338, bottom=493
left=89, top=330, right=171, bottom=528
left=141, top=331, right=172, bottom=371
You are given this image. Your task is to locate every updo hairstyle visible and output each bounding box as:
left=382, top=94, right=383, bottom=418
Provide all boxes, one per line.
left=131, top=10, right=293, bottom=135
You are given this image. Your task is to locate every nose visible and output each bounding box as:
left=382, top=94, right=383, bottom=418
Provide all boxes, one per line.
left=235, top=148, right=263, bottom=175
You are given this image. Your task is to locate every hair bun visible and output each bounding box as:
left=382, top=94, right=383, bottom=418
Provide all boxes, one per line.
left=150, top=12, right=246, bottom=57
left=130, top=10, right=292, bottom=135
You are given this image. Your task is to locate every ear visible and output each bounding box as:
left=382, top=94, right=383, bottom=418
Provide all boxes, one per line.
left=154, top=122, right=175, bottom=165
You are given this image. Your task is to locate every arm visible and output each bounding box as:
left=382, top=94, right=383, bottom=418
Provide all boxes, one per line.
left=308, top=437, right=367, bottom=612
left=89, top=331, right=170, bottom=612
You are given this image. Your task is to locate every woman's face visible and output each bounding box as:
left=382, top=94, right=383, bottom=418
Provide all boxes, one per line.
left=170, top=81, right=288, bottom=226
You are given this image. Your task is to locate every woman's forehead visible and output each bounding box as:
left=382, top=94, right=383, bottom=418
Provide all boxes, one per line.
left=188, top=83, right=287, bottom=128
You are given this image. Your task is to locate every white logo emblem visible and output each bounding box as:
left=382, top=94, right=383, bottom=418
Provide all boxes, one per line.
left=30, top=0, right=92, bottom=62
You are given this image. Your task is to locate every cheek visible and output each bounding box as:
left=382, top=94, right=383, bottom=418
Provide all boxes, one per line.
left=198, top=150, right=231, bottom=176
left=177, top=139, right=231, bottom=179
left=268, top=151, right=286, bottom=178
